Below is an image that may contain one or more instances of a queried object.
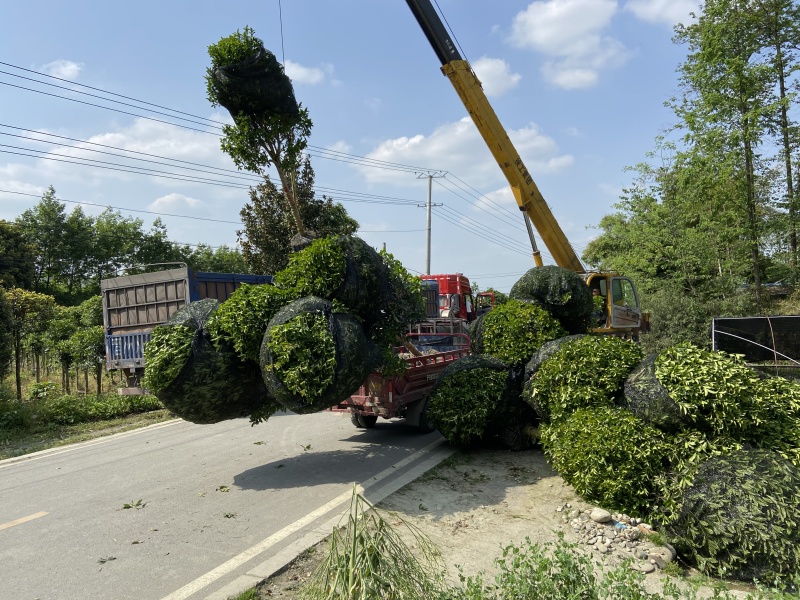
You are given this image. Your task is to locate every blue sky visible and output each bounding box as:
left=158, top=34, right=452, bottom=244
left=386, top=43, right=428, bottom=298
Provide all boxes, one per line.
left=0, top=0, right=699, bottom=292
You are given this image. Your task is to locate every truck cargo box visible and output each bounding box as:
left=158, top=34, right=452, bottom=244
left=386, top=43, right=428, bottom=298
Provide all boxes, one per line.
left=101, top=267, right=271, bottom=372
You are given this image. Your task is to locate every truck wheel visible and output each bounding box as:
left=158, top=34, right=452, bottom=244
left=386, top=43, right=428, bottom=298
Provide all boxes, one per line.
left=350, top=411, right=364, bottom=428
left=358, top=415, right=378, bottom=428
left=417, top=401, right=437, bottom=434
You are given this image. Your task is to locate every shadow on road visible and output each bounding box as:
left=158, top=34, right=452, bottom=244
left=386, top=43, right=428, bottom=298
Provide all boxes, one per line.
left=232, top=423, right=441, bottom=491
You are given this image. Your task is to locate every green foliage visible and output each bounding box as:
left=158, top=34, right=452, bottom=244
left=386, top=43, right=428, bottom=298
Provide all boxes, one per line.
left=265, top=312, right=336, bottom=400
left=541, top=407, right=670, bottom=515
left=473, top=299, right=566, bottom=365
left=509, top=266, right=593, bottom=335
left=208, top=283, right=294, bottom=362
left=427, top=357, right=509, bottom=447
left=375, top=249, right=425, bottom=347
left=28, top=381, right=58, bottom=401
left=525, top=336, right=643, bottom=423
left=301, top=489, right=447, bottom=600
left=27, top=393, right=162, bottom=426
left=655, top=343, right=769, bottom=440
left=0, top=288, right=12, bottom=381
left=273, top=236, right=347, bottom=298
left=0, top=219, right=35, bottom=289
left=238, top=159, right=358, bottom=275
left=664, top=449, right=800, bottom=583
left=142, top=325, right=195, bottom=394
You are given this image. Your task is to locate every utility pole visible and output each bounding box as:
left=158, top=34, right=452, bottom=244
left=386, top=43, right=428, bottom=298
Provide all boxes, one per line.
left=417, top=171, right=444, bottom=274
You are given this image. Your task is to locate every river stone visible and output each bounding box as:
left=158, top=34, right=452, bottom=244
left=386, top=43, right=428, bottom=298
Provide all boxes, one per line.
left=590, top=508, right=612, bottom=523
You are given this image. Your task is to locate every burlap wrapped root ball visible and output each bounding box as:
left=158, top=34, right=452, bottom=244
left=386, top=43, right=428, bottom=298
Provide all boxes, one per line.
left=426, top=355, right=529, bottom=448
left=143, top=299, right=276, bottom=424
left=663, top=448, right=800, bottom=583
left=260, top=296, right=381, bottom=414
left=509, top=265, right=593, bottom=335
left=523, top=336, right=643, bottom=423
left=207, top=282, right=296, bottom=363
left=469, top=299, right=566, bottom=366
left=273, top=235, right=390, bottom=335
left=541, top=406, right=671, bottom=515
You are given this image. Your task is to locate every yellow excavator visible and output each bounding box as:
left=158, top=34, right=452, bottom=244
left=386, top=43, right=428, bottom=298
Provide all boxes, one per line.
left=405, top=0, right=646, bottom=338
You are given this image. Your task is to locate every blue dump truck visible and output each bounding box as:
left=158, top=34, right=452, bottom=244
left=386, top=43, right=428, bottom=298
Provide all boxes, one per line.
left=101, top=266, right=271, bottom=392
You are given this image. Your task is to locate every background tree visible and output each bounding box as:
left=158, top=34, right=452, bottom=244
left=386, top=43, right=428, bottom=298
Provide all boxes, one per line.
left=0, top=289, right=13, bottom=382
left=179, top=243, right=251, bottom=273
left=238, top=157, right=358, bottom=273
left=0, top=220, right=35, bottom=289
left=673, top=0, right=777, bottom=308
left=16, top=186, right=67, bottom=295
left=6, top=288, right=56, bottom=399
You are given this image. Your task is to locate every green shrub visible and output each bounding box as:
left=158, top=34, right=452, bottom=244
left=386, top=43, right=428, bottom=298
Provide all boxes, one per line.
left=426, top=355, right=511, bottom=447
left=664, top=449, right=800, bottom=583
left=34, top=393, right=163, bottom=425
left=471, top=299, right=566, bottom=366
left=143, top=325, right=194, bottom=394
left=0, top=398, right=32, bottom=430
left=208, top=283, right=294, bottom=362
left=524, top=336, right=643, bottom=423
left=540, top=406, right=670, bottom=515
left=273, top=235, right=347, bottom=297
left=374, top=249, right=425, bottom=347
left=260, top=296, right=380, bottom=414
left=28, top=381, right=58, bottom=401
left=265, top=311, right=336, bottom=400
left=509, top=266, right=593, bottom=335
left=656, top=344, right=784, bottom=442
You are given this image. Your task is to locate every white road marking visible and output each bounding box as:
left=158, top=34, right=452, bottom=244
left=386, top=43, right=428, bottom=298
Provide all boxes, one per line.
left=0, top=511, right=49, bottom=531
left=161, top=438, right=449, bottom=600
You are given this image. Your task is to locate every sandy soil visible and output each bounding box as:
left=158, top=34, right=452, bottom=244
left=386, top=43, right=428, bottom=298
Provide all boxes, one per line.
left=255, top=447, right=753, bottom=599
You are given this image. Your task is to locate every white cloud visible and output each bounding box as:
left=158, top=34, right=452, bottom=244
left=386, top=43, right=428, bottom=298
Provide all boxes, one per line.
left=148, top=193, right=201, bottom=211
left=472, top=57, right=521, bottom=97
left=360, top=117, right=572, bottom=187
left=509, top=0, right=628, bottom=89
left=39, top=59, right=83, bottom=80
left=624, top=0, right=700, bottom=25
left=284, top=60, right=332, bottom=85
left=328, top=140, right=352, bottom=154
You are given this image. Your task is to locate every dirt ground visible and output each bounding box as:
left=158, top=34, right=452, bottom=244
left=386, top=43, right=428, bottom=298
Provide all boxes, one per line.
left=253, top=447, right=756, bottom=599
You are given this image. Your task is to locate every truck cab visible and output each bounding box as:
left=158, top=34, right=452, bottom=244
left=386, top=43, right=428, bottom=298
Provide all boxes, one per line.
left=419, top=273, right=474, bottom=321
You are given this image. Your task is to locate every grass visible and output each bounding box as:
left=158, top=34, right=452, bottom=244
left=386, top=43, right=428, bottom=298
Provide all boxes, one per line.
left=0, top=409, right=174, bottom=460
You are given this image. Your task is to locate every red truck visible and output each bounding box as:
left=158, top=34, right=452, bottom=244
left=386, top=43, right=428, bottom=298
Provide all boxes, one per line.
left=334, top=331, right=470, bottom=432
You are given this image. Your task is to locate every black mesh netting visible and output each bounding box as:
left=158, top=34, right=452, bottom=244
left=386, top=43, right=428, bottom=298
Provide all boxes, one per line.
left=277, top=236, right=391, bottom=336
left=524, top=334, right=587, bottom=382
left=427, top=355, right=531, bottom=448
left=712, top=316, right=800, bottom=364
left=210, top=47, right=300, bottom=118
left=150, top=299, right=274, bottom=424
left=624, top=354, right=684, bottom=433
left=522, top=334, right=587, bottom=420
left=260, top=296, right=381, bottom=414
left=509, top=265, right=593, bottom=335
left=664, top=448, right=800, bottom=582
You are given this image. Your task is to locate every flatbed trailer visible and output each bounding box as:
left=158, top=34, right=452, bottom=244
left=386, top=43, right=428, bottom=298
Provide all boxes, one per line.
left=333, top=332, right=469, bottom=432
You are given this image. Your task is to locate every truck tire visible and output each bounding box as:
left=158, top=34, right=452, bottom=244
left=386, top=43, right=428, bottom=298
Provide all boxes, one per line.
left=417, top=400, right=437, bottom=434
left=350, top=411, right=364, bottom=428
left=359, top=415, right=378, bottom=428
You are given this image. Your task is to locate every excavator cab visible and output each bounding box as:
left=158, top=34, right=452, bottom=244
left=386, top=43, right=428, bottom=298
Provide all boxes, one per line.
left=586, top=273, right=642, bottom=337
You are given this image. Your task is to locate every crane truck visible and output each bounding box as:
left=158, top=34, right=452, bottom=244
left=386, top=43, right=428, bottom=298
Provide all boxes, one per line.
left=406, top=0, right=646, bottom=338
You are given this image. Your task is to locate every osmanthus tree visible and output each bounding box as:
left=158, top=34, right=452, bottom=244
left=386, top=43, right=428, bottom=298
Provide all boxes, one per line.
left=206, top=26, right=312, bottom=236
left=238, top=157, right=358, bottom=274
left=206, top=27, right=358, bottom=273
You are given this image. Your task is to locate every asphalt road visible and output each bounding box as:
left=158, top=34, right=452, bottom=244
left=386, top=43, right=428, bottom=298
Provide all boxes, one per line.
left=0, top=411, right=452, bottom=600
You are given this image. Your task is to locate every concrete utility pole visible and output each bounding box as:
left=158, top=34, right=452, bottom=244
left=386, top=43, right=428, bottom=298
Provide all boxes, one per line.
left=417, top=172, right=444, bottom=274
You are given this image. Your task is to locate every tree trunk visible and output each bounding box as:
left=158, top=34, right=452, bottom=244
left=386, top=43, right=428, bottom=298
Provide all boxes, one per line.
left=35, top=353, right=40, bottom=383
left=96, top=364, right=103, bottom=396
left=775, top=44, right=797, bottom=280
left=84, top=369, right=89, bottom=394
left=14, top=331, right=22, bottom=400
